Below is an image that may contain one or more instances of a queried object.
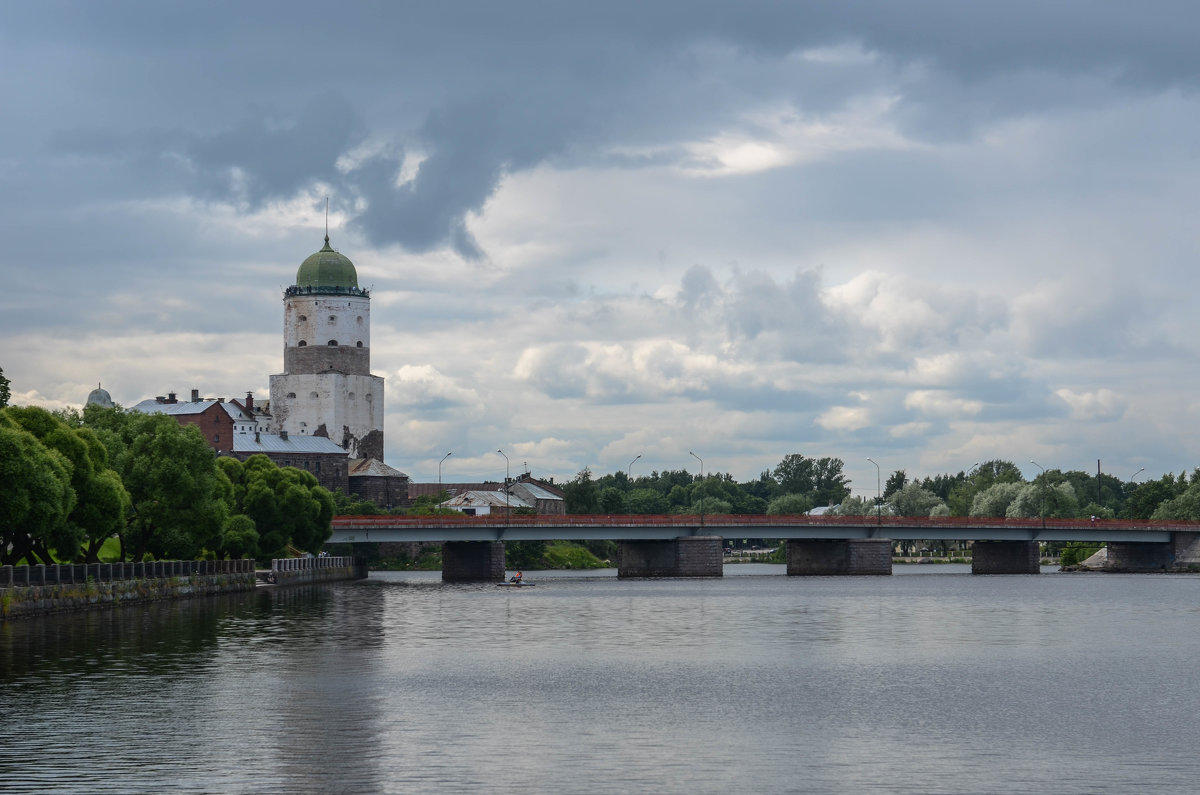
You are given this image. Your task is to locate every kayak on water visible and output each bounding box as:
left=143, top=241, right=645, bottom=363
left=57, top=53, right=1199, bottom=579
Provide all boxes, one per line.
left=497, top=581, right=536, bottom=587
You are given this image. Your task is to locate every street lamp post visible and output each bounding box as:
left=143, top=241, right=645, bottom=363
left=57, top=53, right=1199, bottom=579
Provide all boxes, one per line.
left=689, top=451, right=704, bottom=529
left=866, top=457, right=881, bottom=524
left=1030, top=460, right=1046, bottom=528
left=438, top=451, right=452, bottom=485
left=627, top=454, right=642, bottom=515
left=497, top=449, right=510, bottom=521
left=1130, top=467, right=1145, bottom=483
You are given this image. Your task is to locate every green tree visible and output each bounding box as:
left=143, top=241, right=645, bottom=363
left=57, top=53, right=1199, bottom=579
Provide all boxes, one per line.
left=827, top=495, right=877, bottom=517
left=627, top=488, right=667, bottom=514
left=741, top=471, right=779, bottom=502
left=1006, top=482, right=1078, bottom=519
left=239, top=455, right=334, bottom=557
left=119, top=413, right=230, bottom=561
left=599, top=486, right=625, bottom=513
left=0, top=420, right=74, bottom=564
left=679, top=497, right=732, bottom=515
left=947, top=459, right=1025, bottom=514
left=970, top=482, right=1026, bottom=518
left=766, top=493, right=813, bottom=515
left=1125, top=476, right=1181, bottom=519
left=772, top=453, right=850, bottom=507
left=4, top=405, right=130, bottom=562
left=220, top=514, right=260, bottom=560
left=564, top=467, right=599, bottom=514
left=891, top=482, right=945, bottom=517
left=1150, top=483, right=1200, bottom=521
left=883, top=469, right=907, bottom=500
left=0, top=366, right=9, bottom=408
left=506, top=540, right=546, bottom=568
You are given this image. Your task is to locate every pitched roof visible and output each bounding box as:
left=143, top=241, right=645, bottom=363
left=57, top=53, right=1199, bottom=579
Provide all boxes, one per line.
left=408, top=482, right=503, bottom=498
left=231, top=433, right=348, bottom=455
left=511, top=481, right=564, bottom=502
left=130, top=398, right=255, bottom=422
left=348, top=458, right=409, bottom=478
left=439, top=490, right=533, bottom=509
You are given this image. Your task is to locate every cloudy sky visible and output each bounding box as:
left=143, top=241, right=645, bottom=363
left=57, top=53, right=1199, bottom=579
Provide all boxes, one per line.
left=4, top=2, right=1200, bottom=492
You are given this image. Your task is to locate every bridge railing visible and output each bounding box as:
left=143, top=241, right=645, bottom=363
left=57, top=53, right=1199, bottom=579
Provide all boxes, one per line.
left=331, top=514, right=1200, bottom=532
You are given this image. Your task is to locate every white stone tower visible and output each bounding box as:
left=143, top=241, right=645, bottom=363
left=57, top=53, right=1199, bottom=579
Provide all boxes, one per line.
left=269, top=235, right=385, bottom=461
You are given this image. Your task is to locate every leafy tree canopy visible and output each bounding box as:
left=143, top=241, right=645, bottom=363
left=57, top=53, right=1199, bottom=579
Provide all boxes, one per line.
left=772, top=453, right=850, bottom=507
left=0, top=420, right=74, bottom=564
left=1, top=405, right=130, bottom=563
left=766, top=493, right=813, bottom=516
left=891, top=482, right=945, bottom=518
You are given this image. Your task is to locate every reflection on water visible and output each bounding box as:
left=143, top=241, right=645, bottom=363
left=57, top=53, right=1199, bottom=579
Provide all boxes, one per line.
left=4, top=567, right=1200, bottom=793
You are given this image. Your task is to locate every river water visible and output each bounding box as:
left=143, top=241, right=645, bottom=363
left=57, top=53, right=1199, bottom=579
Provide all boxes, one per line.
left=3, top=565, right=1200, bottom=794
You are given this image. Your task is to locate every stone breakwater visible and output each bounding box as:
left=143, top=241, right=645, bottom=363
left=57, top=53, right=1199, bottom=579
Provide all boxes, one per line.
left=264, top=555, right=368, bottom=585
left=0, top=560, right=256, bottom=621
left=1, top=557, right=366, bottom=621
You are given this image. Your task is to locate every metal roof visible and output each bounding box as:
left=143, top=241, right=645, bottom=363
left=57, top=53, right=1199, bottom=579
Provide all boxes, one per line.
left=348, top=458, right=409, bottom=478
left=440, top=490, right=533, bottom=509
left=232, top=433, right=348, bottom=455
left=130, top=399, right=254, bottom=422
left=512, top=482, right=564, bottom=502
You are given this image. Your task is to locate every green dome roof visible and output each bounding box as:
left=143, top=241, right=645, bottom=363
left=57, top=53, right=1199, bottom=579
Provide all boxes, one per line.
left=295, top=235, right=359, bottom=290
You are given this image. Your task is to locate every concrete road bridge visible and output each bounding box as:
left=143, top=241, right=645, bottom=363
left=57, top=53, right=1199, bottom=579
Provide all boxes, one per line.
left=329, top=514, right=1200, bottom=580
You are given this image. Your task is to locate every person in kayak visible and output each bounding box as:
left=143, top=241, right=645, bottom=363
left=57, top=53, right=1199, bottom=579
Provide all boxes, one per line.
left=510, top=571, right=523, bottom=583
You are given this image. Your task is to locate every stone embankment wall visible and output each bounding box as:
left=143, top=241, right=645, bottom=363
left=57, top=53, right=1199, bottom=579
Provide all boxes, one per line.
left=0, top=560, right=257, bottom=621
left=267, top=555, right=368, bottom=584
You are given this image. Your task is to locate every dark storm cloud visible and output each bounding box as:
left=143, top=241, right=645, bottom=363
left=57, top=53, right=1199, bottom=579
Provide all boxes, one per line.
left=183, top=92, right=366, bottom=208
left=10, top=1, right=1197, bottom=259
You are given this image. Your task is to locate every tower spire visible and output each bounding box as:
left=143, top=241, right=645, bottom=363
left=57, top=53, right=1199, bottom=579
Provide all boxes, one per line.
left=325, top=196, right=329, bottom=245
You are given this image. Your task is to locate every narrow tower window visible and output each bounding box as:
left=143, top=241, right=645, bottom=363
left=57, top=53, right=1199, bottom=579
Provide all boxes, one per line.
left=327, top=340, right=338, bottom=346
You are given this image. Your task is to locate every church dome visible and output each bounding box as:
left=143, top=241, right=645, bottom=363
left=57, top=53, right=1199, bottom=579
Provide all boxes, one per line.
left=295, top=235, right=359, bottom=290
left=86, top=384, right=114, bottom=408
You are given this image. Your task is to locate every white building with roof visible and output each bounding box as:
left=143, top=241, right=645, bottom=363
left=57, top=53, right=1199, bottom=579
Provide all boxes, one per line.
left=268, top=235, right=385, bottom=462
left=439, top=490, right=533, bottom=516
left=130, top=389, right=350, bottom=492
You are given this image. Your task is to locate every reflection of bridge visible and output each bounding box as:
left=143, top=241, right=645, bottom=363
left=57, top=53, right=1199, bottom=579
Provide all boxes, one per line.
left=330, top=515, right=1200, bottom=580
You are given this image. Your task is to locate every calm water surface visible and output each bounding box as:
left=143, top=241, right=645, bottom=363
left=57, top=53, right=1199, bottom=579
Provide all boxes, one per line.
left=3, top=565, right=1200, bottom=794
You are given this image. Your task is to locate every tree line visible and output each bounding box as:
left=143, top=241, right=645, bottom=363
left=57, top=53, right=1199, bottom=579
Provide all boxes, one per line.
left=559, top=454, right=1200, bottom=525
left=0, top=402, right=334, bottom=566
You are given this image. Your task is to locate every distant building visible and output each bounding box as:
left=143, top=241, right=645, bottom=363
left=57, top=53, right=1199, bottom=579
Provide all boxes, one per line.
left=507, top=474, right=566, bottom=515
left=130, top=389, right=258, bottom=452
left=228, top=429, right=350, bottom=494
left=439, top=490, right=533, bottom=516
left=268, top=235, right=385, bottom=461
left=130, top=388, right=350, bottom=493
left=411, top=472, right=564, bottom=514
left=348, top=458, right=410, bottom=509
left=85, top=383, right=114, bottom=409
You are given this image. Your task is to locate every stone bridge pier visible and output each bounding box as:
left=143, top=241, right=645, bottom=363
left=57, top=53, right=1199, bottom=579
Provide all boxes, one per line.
left=971, top=541, right=1040, bottom=574
left=617, top=536, right=724, bottom=577
left=442, top=541, right=506, bottom=582
left=1107, top=532, right=1200, bottom=571
left=786, top=539, right=892, bottom=575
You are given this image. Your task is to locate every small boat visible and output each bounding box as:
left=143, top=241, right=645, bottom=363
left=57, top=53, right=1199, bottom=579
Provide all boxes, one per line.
left=497, top=580, right=536, bottom=587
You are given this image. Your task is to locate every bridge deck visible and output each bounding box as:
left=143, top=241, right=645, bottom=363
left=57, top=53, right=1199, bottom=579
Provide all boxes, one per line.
left=328, top=515, right=1184, bottom=544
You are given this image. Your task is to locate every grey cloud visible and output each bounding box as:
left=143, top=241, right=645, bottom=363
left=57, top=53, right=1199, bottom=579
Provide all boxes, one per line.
left=15, top=1, right=1199, bottom=263
left=182, top=93, right=366, bottom=208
